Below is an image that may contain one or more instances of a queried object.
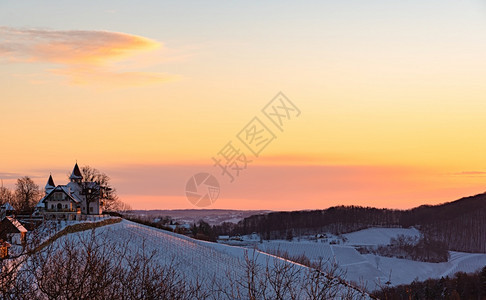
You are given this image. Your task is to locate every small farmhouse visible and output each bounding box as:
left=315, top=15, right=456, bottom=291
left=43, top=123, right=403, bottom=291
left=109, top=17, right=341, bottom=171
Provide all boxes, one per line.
left=0, top=216, right=27, bottom=245
left=35, top=163, right=102, bottom=220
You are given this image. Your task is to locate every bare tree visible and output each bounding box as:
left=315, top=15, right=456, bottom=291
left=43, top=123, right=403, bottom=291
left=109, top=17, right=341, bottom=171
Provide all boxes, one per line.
left=265, top=256, right=301, bottom=299
left=0, top=186, right=14, bottom=206
left=2, top=226, right=372, bottom=299
left=30, top=231, right=125, bottom=299
left=0, top=225, right=47, bottom=299
left=303, top=259, right=343, bottom=299
left=14, top=176, right=40, bottom=213
left=80, top=166, right=120, bottom=212
left=116, top=201, right=132, bottom=213
left=3, top=229, right=207, bottom=300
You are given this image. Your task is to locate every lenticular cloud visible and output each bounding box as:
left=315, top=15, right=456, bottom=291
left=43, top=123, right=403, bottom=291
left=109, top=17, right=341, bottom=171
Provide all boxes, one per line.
left=0, top=26, right=173, bottom=86
left=0, top=26, right=159, bottom=64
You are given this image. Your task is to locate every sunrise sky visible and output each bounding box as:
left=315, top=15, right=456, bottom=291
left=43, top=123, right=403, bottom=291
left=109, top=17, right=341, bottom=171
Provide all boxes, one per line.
left=1, top=1, right=486, bottom=210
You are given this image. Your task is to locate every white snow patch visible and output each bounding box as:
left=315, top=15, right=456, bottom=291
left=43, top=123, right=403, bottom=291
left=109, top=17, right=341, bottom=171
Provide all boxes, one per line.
left=343, top=227, right=421, bottom=246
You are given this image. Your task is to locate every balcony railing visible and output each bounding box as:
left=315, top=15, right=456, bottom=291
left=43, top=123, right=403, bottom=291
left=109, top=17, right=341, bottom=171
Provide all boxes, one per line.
left=45, top=208, right=80, bottom=213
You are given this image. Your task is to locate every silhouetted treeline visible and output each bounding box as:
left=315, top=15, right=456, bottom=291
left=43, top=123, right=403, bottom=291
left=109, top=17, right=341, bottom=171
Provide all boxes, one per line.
left=373, top=266, right=486, bottom=299
left=190, top=220, right=217, bottom=242
left=214, top=192, right=486, bottom=253
left=124, top=215, right=175, bottom=232
left=359, top=235, right=450, bottom=263
left=126, top=216, right=217, bottom=242
left=214, top=206, right=402, bottom=240
left=407, top=193, right=486, bottom=253
left=235, top=206, right=400, bottom=238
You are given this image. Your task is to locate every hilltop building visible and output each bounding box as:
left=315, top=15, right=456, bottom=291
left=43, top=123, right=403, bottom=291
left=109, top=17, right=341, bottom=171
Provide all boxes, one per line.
left=35, top=163, right=102, bottom=220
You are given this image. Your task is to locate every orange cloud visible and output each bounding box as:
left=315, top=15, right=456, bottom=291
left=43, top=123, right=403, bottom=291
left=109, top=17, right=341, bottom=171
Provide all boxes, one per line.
left=0, top=26, right=174, bottom=86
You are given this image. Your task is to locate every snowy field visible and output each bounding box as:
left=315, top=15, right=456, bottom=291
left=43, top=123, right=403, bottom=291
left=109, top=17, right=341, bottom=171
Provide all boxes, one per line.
left=251, top=227, right=486, bottom=291
left=342, top=227, right=421, bottom=246
left=46, top=222, right=486, bottom=294
left=51, top=220, right=370, bottom=299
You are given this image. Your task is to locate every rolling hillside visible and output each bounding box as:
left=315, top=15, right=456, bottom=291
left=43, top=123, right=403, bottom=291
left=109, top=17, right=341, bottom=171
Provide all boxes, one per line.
left=54, top=220, right=371, bottom=299
left=225, top=192, right=486, bottom=253
left=252, top=227, right=486, bottom=291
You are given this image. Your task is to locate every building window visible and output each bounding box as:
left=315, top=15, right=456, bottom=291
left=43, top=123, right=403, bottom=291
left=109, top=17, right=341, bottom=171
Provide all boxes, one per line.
left=89, top=206, right=93, bottom=212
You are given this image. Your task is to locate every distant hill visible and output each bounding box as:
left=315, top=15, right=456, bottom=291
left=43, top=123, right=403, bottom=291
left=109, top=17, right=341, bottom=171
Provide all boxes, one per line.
left=407, top=193, right=486, bottom=253
left=127, top=209, right=271, bottom=226
left=221, top=192, right=486, bottom=253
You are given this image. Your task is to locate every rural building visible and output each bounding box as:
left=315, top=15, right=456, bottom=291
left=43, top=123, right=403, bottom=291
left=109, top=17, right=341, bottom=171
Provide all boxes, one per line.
left=0, top=216, right=27, bottom=245
left=35, top=163, right=102, bottom=220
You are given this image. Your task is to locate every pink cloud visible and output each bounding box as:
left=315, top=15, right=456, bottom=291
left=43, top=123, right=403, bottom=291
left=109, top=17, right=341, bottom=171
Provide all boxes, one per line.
left=0, top=27, right=174, bottom=86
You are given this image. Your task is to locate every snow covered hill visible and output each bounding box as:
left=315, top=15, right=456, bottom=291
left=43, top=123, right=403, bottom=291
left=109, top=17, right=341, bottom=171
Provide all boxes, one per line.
left=127, top=209, right=271, bottom=225
left=46, top=221, right=486, bottom=295
left=249, top=227, right=486, bottom=291
left=53, top=220, right=371, bottom=299
left=342, top=227, right=420, bottom=246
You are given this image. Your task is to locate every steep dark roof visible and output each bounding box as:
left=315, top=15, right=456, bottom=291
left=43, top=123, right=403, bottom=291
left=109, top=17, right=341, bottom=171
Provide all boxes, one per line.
left=0, top=217, right=27, bottom=240
left=70, top=163, right=83, bottom=180
left=0, top=202, right=14, bottom=211
left=46, top=174, right=55, bottom=187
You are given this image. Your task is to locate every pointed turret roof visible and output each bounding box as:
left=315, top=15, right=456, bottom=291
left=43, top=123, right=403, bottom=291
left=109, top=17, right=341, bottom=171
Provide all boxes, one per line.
left=1, top=202, right=14, bottom=211
left=69, top=163, right=83, bottom=180
left=46, top=174, right=55, bottom=188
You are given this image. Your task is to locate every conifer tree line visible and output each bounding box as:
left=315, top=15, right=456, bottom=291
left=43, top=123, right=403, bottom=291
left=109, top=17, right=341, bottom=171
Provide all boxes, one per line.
left=214, top=192, right=486, bottom=253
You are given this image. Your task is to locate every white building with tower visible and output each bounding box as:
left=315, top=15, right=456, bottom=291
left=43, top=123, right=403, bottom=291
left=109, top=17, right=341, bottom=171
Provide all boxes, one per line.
left=36, top=163, right=102, bottom=220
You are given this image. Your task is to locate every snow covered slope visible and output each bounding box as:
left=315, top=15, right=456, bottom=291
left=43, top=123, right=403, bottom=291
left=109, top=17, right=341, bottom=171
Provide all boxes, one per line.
left=343, top=227, right=420, bottom=246
left=54, top=220, right=371, bottom=299
left=253, top=228, right=486, bottom=291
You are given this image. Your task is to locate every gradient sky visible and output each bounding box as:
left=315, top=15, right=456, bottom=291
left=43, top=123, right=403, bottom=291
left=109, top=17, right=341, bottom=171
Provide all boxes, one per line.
left=1, top=1, right=485, bottom=210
